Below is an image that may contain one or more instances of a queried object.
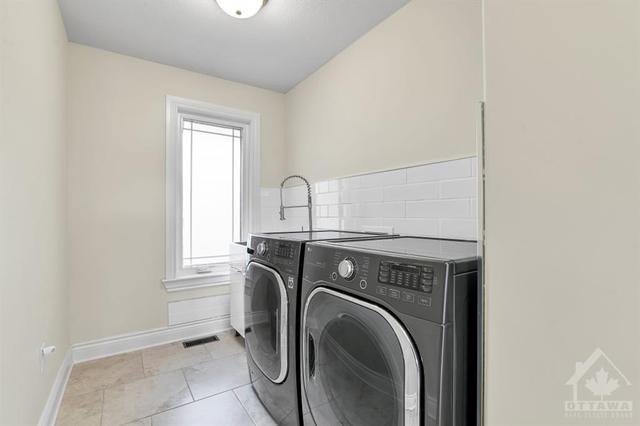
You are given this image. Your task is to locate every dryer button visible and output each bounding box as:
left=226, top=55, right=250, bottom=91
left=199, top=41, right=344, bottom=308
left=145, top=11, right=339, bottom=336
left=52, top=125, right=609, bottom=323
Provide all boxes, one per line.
left=401, top=292, right=415, bottom=303
left=418, top=296, right=432, bottom=307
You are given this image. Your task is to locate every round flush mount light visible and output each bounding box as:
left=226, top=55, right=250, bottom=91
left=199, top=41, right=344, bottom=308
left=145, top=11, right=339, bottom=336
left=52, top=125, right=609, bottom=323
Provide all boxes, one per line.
left=216, top=0, right=268, bottom=19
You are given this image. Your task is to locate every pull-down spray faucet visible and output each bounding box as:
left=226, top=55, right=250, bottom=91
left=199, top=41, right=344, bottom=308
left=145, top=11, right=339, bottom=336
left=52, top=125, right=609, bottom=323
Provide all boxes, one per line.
left=279, top=175, right=313, bottom=232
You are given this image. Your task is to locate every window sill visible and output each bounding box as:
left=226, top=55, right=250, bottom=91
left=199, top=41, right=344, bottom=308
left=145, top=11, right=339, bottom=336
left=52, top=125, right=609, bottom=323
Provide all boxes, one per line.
left=162, top=272, right=231, bottom=292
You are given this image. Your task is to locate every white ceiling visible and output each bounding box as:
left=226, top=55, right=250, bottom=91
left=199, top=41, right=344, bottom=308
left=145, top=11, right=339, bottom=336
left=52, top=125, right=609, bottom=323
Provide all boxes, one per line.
left=58, top=0, right=410, bottom=93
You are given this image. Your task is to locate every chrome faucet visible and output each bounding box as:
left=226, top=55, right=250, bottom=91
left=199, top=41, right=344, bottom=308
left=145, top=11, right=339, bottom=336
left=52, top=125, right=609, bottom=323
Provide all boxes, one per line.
left=279, top=175, right=313, bottom=232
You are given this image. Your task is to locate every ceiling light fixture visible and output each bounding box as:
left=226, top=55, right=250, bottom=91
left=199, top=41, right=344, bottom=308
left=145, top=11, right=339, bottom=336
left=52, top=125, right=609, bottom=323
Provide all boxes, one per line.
left=215, top=0, right=268, bottom=19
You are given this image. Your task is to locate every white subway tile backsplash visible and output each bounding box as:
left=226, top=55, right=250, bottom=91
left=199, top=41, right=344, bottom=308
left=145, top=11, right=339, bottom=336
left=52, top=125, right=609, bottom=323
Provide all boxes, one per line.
left=327, top=205, right=339, bottom=217
left=314, top=181, right=329, bottom=194
left=336, top=217, right=382, bottom=231
left=259, top=208, right=295, bottom=232
left=383, top=218, right=439, bottom=237
left=348, top=188, right=383, bottom=203
left=261, top=157, right=478, bottom=240
left=406, top=158, right=473, bottom=183
left=282, top=185, right=308, bottom=205
left=439, top=219, right=478, bottom=240
left=383, top=182, right=439, bottom=202
left=315, top=191, right=340, bottom=205
left=359, top=169, right=406, bottom=188
left=340, top=217, right=363, bottom=230
left=340, top=176, right=361, bottom=191
left=259, top=208, right=278, bottom=224
left=316, top=217, right=340, bottom=229
left=286, top=206, right=308, bottom=218
left=439, top=178, right=477, bottom=199
left=340, top=204, right=362, bottom=217
left=356, top=218, right=385, bottom=228
left=314, top=205, right=339, bottom=218
left=315, top=206, right=328, bottom=217
left=361, top=202, right=405, bottom=218
left=406, top=199, right=471, bottom=219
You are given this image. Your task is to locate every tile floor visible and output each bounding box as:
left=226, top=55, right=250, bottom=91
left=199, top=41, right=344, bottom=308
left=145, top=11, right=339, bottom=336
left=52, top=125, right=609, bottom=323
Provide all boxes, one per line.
left=56, top=330, right=277, bottom=426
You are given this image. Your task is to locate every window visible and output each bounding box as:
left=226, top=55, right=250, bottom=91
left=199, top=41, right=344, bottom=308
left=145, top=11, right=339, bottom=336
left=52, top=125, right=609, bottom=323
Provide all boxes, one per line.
left=181, top=119, right=241, bottom=269
left=164, top=97, right=260, bottom=290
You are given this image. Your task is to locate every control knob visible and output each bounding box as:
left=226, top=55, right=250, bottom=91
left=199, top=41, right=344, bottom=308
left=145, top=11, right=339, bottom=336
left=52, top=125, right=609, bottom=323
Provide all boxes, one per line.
left=256, top=242, right=268, bottom=256
left=338, top=258, right=356, bottom=280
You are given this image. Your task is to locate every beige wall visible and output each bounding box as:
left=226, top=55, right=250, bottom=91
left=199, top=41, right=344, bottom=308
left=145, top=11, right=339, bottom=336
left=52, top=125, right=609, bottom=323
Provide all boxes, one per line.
left=484, top=1, right=640, bottom=424
left=66, top=44, right=285, bottom=343
left=284, top=0, right=482, bottom=182
left=0, top=0, right=70, bottom=423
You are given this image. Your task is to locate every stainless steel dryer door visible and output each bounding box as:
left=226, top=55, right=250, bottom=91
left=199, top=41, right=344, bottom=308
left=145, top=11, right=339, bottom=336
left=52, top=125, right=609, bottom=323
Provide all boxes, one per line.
left=244, top=262, right=288, bottom=384
left=302, top=287, right=420, bottom=426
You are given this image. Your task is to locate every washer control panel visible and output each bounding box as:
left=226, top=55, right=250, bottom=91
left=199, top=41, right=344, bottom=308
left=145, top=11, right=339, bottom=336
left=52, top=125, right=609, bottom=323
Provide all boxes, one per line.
left=378, top=262, right=434, bottom=293
left=303, top=243, right=450, bottom=323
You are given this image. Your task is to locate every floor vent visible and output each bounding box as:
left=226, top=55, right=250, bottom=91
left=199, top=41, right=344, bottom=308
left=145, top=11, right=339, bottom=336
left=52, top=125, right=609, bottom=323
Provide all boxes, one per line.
left=182, top=335, right=219, bottom=348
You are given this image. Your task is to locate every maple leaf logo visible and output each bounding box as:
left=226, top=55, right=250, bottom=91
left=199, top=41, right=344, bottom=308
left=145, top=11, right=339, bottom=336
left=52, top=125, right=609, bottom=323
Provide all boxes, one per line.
left=585, top=368, right=620, bottom=400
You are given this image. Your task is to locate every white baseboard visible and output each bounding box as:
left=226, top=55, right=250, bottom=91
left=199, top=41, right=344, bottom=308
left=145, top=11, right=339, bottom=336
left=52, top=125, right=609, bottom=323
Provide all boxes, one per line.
left=72, top=316, right=231, bottom=363
left=38, top=349, right=73, bottom=426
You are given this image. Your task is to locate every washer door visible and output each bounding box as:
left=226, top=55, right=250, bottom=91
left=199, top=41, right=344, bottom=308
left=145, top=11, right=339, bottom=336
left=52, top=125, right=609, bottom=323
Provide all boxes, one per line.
left=302, top=287, right=420, bottom=426
left=244, top=262, right=288, bottom=384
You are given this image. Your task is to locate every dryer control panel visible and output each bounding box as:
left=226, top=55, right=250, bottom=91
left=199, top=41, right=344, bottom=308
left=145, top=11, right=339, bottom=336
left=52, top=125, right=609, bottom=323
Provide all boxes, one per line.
left=247, top=235, right=301, bottom=276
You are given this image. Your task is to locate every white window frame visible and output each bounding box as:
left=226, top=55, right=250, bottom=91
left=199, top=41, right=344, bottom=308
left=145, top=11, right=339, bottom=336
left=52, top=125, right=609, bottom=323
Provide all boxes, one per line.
left=163, top=96, right=260, bottom=291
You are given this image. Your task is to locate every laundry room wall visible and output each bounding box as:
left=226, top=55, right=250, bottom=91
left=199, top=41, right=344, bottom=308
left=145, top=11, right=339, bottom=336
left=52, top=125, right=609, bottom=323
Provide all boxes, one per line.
left=484, top=0, right=640, bottom=424
left=284, top=0, right=483, bottom=182
left=66, top=44, right=286, bottom=344
left=0, top=0, right=70, bottom=424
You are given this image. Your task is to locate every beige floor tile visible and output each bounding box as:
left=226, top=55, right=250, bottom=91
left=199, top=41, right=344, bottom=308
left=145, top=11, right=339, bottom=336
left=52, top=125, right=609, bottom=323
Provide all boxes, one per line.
left=65, top=352, right=144, bottom=397
left=204, top=330, right=245, bottom=360
left=123, top=418, right=151, bottom=426
left=142, top=342, right=211, bottom=376
left=101, top=370, right=192, bottom=426
left=152, top=391, right=254, bottom=426
left=183, top=352, right=250, bottom=400
left=233, top=384, right=278, bottom=426
left=55, top=389, right=103, bottom=426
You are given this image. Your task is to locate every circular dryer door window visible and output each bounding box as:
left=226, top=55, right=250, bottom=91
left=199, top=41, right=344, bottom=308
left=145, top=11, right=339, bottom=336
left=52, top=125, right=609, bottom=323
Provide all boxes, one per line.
left=244, top=262, right=288, bottom=383
left=302, top=287, right=420, bottom=426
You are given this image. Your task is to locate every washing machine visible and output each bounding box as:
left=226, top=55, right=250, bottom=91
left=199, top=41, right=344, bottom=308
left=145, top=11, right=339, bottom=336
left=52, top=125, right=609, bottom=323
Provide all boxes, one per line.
left=299, top=236, right=480, bottom=426
left=244, top=231, right=393, bottom=425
